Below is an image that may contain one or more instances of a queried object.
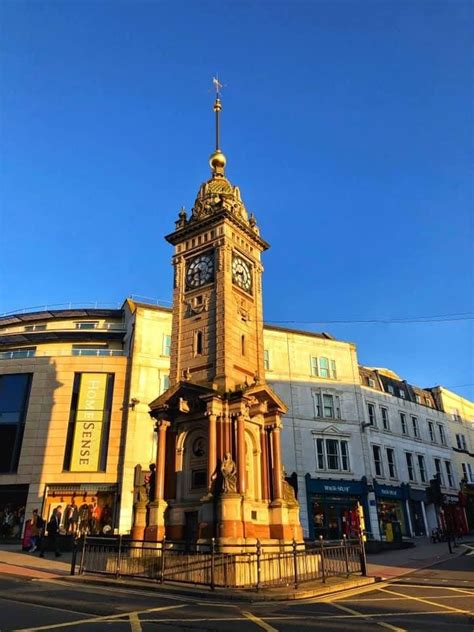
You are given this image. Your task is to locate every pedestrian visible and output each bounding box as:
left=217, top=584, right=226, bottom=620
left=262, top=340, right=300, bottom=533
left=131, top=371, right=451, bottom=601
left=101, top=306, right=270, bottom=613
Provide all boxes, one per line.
left=40, top=506, right=62, bottom=558
left=28, top=509, right=44, bottom=552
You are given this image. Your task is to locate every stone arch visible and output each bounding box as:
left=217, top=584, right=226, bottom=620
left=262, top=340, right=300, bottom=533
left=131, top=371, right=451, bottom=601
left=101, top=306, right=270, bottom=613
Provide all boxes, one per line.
left=182, top=425, right=208, bottom=500
left=244, top=426, right=260, bottom=500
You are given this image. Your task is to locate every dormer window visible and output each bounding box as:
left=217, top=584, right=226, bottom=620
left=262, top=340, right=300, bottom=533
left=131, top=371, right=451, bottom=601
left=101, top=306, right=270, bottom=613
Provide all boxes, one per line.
left=367, top=377, right=376, bottom=388
left=387, top=384, right=394, bottom=395
left=399, top=389, right=405, bottom=399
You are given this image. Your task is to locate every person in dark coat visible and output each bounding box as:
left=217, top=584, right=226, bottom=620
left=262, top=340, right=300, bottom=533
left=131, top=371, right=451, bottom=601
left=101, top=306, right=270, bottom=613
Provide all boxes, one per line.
left=40, top=505, right=62, bottom=558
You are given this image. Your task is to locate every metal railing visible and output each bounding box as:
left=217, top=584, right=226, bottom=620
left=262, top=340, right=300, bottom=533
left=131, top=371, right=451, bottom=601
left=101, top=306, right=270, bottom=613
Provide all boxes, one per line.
left=74, top=535, right=366, bottom=590
left=0, top=349, right=125, bottom=360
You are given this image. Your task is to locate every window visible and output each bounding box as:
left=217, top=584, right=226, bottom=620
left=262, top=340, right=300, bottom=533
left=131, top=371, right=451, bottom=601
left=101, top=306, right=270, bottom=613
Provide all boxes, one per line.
left=263, top=349, right=270, bottom=370
left=399, top=389, right=405, bottom=399
left=0, top=373, right=32, bottom=473
left=425, top=397, right=432, bottom=408
left=428, top=421, right=435, bottom=442
left=195, top=331, right=203, bottom=355
left=438, top=424, right=447, bottom=445
left=417, top=455, right=427, bottom=483
left=367, top=403, right=376, bottom=426
left=241, top=335, right=245, bottom=356
left=72, top=345, right=121, bottom=357
left=163, top=335, right=172, bottom=356
left=75, top=321, right=99, bottom=330
left=24, top=324, right=46, bottom=332
left=367, top=377, right=376, bottom=388
left=381, top=407, right=389, bottom=430
left=0, top=347, right=36, bottom=359
left=456, top=434, right=467, bottom=451
left=405, top=453, right=415, bottom=481
left=315, top=438, right=350, bottom=472
left=314, top=392, right=341, bottom=419
left=411, top=416, right=419, bottom=438
left=372, top=445, right=383, bottom=477
left=387, top=384, right=394, bottom=395
left=311, top=357, right=337, bottom=379
left=452, top=409, right=461, bottom=422
left=63, top=373, right=114, bottom=473
left=400, top=413, right=408, bottom=435
left=462, top=463, right=474, bottom=483
left=434, top=458, right=444, bottom=485
left=415, top=394, right=421, bottom=404
left=445, top=461, right=454, bottom=487
left=386, top=448, right=397, bottom=478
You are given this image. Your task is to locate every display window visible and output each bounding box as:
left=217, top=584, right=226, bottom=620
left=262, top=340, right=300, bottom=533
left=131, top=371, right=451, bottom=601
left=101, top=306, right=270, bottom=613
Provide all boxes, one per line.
left=311, top=495, right=361, bottom=540
left=44, top=489, right=116, bottom=535
left=377, top=499, right=406, bottom=538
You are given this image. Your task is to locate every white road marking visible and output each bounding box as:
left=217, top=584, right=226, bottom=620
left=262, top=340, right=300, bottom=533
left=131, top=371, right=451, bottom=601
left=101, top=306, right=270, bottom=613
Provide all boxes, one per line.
left=14, top=604, right=185, bottom=632
left=378, top=587, right=474, bottom=616
left=329, top=601, right=406, bottom=631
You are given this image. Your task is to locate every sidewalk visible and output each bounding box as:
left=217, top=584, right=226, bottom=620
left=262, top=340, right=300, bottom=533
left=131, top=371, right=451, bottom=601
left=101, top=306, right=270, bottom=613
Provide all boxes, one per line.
left=0, top=544, right=72, bottom=580
left=367, top=536, right=469, bottom=580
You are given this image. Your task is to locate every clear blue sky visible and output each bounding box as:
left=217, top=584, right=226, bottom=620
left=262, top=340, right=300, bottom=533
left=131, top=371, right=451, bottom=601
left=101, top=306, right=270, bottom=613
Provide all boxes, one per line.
left=1, top=1, right=473, bottom=398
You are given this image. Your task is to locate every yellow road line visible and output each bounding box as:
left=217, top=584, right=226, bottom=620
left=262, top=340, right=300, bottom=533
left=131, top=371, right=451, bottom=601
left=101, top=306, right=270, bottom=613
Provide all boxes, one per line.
left=378, top=587, right=474, bottom=616
left=329, top=601, right=407, bottom=632
left=14, top=604, right=185, bottom=632
left=242, top=610, right=279, bottom=632
left=129, top=612, right=142, bottom=632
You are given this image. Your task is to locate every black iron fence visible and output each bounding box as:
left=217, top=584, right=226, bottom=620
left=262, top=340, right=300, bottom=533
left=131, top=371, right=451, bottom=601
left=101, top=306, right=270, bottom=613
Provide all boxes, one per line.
left=72, top=534, right=367, bottom=590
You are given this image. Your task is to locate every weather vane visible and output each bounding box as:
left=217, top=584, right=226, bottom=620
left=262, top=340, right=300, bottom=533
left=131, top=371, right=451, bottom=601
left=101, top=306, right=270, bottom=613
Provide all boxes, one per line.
left=212, top=75, right=224, bottom=98
left=212, top=75, right=225, bottom=152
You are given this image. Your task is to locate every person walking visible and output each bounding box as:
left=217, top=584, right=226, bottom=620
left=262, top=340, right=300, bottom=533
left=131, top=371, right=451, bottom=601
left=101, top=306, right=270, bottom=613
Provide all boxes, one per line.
left=40, top=506, right=62, bottom=558
left=28, top=509, right=44, bottom=552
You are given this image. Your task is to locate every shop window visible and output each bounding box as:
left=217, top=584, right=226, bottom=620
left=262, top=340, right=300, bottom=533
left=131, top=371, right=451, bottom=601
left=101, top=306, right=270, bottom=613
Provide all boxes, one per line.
left=386, top=448, right=397, bottom=479
left=372, top=445, right=383, bottom=477
left=0, top=373, right=32, bottom=473
left=314, top=392, right=341, bottom=419
left=411, top=416, right=419, bottom=438
left=380, top=407, right=389, bottom=430
left=444, top=461, right=454, bottom=488
left=437, top=424, right=447, bottom=445
left=367, top=403, right=376, bottom=426
left=400, top=413, right=408, bottom=435
left=434, top=458, right=444, bottom=485
left=315, top=438, right=350, bottom=472
left=63, top=373, right=114, bottom=473
left=163, top=335, right=172, bottom=356
left=417, top=455, right=427, bottom=483
left=405, top=452, right=415, bottom=482
left=428, top=421, right=435, bottom=442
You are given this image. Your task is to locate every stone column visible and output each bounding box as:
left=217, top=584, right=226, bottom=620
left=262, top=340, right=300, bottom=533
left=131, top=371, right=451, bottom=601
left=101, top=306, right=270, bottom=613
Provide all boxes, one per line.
left=207, top=413, right=217, bottom=493
left=155, top=420, right=170, bottom=501
left=270, top=422, right=283, bottom=501
left=260, top=426, right=269, bottom=501
left=236, top=413, right=246, bottom=495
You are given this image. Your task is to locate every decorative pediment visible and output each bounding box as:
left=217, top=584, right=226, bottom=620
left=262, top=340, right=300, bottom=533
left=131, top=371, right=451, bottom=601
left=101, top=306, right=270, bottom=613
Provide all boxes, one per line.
left=149, top=381, right=215, bottom=419
left=311, top=424, right=351, bottom=438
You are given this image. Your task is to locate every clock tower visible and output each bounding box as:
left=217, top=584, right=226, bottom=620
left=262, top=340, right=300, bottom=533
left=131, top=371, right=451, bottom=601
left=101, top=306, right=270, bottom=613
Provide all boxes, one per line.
left=140, top=86, right=302, bottom=545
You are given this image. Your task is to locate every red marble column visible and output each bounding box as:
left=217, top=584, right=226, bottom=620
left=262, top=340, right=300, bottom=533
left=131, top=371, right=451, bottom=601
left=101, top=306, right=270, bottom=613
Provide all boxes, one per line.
left=270, top=423, right=283, bottom=501
left=207, top=413, right=217, bottom=492
left=155, top=420, right=170, bottom=502
left=236, top=413, right=246, bottom=495
left=260, top=426, right=270, bottom=501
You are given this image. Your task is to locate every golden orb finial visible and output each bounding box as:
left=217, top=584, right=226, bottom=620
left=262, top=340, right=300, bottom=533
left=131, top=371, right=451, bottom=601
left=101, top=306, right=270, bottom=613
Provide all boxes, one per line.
left=209, top=149, right=226, bottom=176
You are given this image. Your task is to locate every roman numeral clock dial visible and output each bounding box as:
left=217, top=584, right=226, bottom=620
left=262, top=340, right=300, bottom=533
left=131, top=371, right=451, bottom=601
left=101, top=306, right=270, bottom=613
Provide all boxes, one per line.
left=232, top=254, right=252, bottom=293
left=185, top=252, right=215, bottom=289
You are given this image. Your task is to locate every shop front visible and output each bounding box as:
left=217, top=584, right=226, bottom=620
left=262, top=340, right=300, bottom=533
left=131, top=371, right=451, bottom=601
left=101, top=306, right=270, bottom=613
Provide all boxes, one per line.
left=305, top=475, right=370, bottom=540
left=408, top=488, right=428, bottom=536
left=441, top=493, right=468, bottom=536
left=374, top=482, right=410, bottom=540
left=43, top=483, right=117, bottom=536
left=0, top=484, right=28, bottom=540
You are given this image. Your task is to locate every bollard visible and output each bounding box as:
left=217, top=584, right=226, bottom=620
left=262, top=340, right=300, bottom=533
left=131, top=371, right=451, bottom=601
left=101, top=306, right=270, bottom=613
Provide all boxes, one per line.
left=319, top=536, right=326, bottom=583
left=292, top=539, right=299, bottom=589
left=343, top=534, right=350, bottom=577
left=359, top=530, right=368, bottom=576
left=210, top=538, right=216, bottom=591
left=256, top=539, right=262, bottom=591
left=116, top=535, right=123, bottom=579
left=79, top=535, right=87, bottom=575
left=159, top=536, right=166, bottom=584
left=70, top=539, right=77, bottom=576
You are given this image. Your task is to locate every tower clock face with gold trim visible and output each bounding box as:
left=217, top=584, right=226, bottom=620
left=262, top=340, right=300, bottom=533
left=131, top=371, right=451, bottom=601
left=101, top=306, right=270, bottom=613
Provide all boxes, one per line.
left=186, top=251, right=214, bottom=289
left=232, top=255, right=252, bottom=293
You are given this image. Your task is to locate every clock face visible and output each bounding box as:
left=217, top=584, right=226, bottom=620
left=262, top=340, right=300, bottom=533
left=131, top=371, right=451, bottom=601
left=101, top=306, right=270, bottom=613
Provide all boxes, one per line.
left=232, top=255, right=252, bottom=293
left=186, top=252, right=214, bottom=289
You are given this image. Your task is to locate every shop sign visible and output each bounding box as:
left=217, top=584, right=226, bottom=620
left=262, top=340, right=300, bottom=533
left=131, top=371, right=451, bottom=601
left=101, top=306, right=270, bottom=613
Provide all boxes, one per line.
left=70, top=373, right=107, bottom=472
left=375, top=483, right=404, bottom=499
left=306, top=477, right=365, bottom=496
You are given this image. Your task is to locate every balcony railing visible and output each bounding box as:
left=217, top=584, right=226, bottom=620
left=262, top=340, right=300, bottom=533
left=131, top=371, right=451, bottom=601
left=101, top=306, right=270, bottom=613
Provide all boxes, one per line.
left=1, top=323, right=127, bottom=335
left=0, top=349, right=125, bottom=360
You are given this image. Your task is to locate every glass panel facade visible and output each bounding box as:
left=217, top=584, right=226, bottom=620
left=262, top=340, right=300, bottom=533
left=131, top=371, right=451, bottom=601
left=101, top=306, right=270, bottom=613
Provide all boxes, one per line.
left=0, top=374, right=32, bottom=472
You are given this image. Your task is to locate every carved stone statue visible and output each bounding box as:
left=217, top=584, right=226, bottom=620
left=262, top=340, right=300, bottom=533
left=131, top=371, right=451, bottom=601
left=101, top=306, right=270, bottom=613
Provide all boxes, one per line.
left=221, top=452, right=237, bottom=493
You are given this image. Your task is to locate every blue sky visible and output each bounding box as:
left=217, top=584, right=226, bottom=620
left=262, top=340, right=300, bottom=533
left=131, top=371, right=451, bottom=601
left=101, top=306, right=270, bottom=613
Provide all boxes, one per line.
left=1, top=1, right=473, bottom=398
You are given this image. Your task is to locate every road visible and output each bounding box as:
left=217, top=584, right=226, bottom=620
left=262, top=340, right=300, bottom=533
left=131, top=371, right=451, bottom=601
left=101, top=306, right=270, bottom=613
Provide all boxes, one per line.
left=0, top=550, right=472, bottom=631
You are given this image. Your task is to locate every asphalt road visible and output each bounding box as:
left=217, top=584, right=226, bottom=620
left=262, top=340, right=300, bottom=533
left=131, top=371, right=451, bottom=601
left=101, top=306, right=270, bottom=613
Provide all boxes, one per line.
left=0, top=551, right=472, bottom=632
